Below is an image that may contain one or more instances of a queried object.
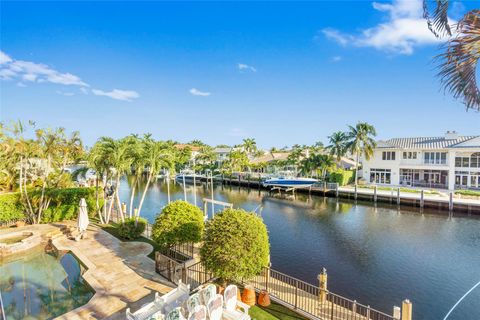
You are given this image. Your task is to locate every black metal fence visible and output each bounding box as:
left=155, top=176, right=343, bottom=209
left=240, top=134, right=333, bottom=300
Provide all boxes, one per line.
left=244, top=266, right=398, bottom=320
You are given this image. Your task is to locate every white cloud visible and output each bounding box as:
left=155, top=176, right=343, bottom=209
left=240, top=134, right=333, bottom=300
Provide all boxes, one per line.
left=92, top=88, right=139, bottom=101
left=332, top=56, right=342, bottom=62
left=16, top=82, right=26, bottom=87
left=189, top=88, right=211, bottom=96
left=238, top=63, right=257, bottom=72
left=80, top=87, right=89, bottom=95
left=56, top=90, right=75, bottom=96
left=0, top=51, right=12, bottom=64
left=321, top=0, right=445, bottom=55
left=229, top=128, right=246, bottom=137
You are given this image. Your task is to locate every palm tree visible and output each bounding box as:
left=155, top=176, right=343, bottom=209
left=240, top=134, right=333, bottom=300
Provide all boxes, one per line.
left=136, top=140, right=173, bottom=218
left=345, top=122, right=377, bottom=186
left=87, top=142, right=110, bottom=224
left=98, top=137, right=135, bottom=223
left=327, top=131, right=348, bottom=161
left=125, top=135, right=144, bottom=218
left=242, top=138, right=257, bottom=155
left=423, top=2, right=480, bottom=111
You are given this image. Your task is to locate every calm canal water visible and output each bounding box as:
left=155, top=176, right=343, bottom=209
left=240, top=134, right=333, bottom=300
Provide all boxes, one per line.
left=119, top=178, right=480, bottom=320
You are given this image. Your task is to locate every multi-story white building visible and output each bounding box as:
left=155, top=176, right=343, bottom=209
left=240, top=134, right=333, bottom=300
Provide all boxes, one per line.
left=361, top=131, right=480, bottom=191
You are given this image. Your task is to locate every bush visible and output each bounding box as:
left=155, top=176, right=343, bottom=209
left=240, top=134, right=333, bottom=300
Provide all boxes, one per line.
left=0, top=193, right=24, bottom=222
left=455, top=189, right=480, bottom=197
left=40, top=187, right=101, bottom=222
left=117, top=217, right=148, bottom=240
left=200, top=208, right=270, bottom=282
left=152, top=200, right=204, bottom=248
left=328, top=169, right=355, bottom=186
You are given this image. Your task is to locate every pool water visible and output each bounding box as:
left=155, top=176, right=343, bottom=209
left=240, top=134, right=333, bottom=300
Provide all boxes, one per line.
left=0, top=249, right=94, bottom=320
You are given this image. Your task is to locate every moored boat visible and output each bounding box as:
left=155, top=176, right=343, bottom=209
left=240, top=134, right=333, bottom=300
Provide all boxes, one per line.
left=263, top=177, right=318, bottom=188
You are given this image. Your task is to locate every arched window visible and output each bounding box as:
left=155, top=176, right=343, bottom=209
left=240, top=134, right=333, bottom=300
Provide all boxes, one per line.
left=471, top=152, right=480, bottom=168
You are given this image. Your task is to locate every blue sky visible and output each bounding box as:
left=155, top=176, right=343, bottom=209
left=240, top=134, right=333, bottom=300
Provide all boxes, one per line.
left=0, top=1, right=478, bottom=148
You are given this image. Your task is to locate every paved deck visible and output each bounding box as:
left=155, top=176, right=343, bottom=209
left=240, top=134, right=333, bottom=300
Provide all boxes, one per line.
left=51, top=224, right=174, bottom=320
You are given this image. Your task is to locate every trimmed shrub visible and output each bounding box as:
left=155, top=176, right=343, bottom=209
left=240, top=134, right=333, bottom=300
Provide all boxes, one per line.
left=152, top=200, right=204, bottom=248
left=328, top=169, right=355, bottom=186
left=40, top=187, right=101, bottom=222
left=200, top=208, right=270, bottom=282
left=0, top=193, right=24, bottom=222
left=117, top=217, right=147, bottom=240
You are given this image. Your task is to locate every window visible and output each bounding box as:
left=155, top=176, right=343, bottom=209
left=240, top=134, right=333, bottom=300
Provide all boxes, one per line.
left=403, top=152, right=417, bottom=160
left=471, top=153, right=480, bottom=168
left=455, top=157, right=462, bottom=167
left=382, top=151, right=396, bottom=161
left=462, top=157, right=470, bottom=167
left=370, top=168, right=391, bottom=184
left=424, top=152, right=447, bottom=164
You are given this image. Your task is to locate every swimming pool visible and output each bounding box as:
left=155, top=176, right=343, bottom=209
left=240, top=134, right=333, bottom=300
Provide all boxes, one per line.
left=0, top=248, right=94, bottom=319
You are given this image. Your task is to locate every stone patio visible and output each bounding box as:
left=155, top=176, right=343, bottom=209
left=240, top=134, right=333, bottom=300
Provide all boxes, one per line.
left=52, top=224, right=174, bottom=319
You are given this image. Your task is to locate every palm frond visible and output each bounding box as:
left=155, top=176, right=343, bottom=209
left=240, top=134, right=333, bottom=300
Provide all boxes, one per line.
left=436, top=10, right=480, bottom=111
left=423, top=0, right=451, bottom=38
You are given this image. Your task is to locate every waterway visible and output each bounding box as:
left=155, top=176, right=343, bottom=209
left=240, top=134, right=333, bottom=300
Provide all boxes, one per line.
left=119, top=178, right=480, bottom=320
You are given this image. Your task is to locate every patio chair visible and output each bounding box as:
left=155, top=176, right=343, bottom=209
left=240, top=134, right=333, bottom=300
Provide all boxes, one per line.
left=222, top=285, right=251, bottom=320
left=186, top=293, right=201, bottom=314
left=166, top=307, right=187, bottom=320
left=126, top=292, right=164, bottom=320
left=160, top=281, right=191, bottom=314
left=188, top=305, right=207, bottom=320
left=206, top=294, right=224, bottom=320
left=199, top=283, right=216, bottom=305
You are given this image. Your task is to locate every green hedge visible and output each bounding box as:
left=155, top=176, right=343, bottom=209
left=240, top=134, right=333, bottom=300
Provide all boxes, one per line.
left=41, top=187, right=100, bottom=222
left=117, top=217, right=148, bottom=240
left=0, top=193, right=24, bottom=222
left=328, top=169, right=355, bottom=186
left=455, top=189, right=480, bottom=197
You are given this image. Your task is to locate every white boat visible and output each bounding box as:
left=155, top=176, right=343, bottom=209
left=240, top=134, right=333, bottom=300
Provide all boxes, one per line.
left=263, top=176, right=318, bottom=188
left=175, top=170, right=206, bottom=184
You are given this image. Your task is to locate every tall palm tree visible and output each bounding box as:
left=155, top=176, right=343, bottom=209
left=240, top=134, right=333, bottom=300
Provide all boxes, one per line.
left=345, top=122, right=377, bottom=186
left=87, top=141, right=110, bottom=224
left=242, top=138, right=257, bottom=155
left=327, top=131, right=348, bottom=161
left=423, top=2, right=480, bottom=111
left=99, top=137, right=135, bottom=223
left=136, top=140, right=173, bottom=218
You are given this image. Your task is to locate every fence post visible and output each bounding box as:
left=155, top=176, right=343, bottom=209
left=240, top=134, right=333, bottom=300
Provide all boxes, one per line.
left=397, top=187, right=401, bottom=205
left=294, top=280, right=298, bottom=309
left=393, top=306, right=401, bottom=320
left=401, top=299, right=412, bottom=320
left=265, top=263, right=271, bottom=291
left=366, top=305, right=371, bottom=320
left=374, top=186, right=377, bottom=203
left=354, top=185, right=358, bottom=200
left=352, top=300, right=357, bottom=314
left=335, top=183, right=339, bottom=198
left=420, top=190, right=424, bottom=209
left=318, top=268, right=328, bottom=303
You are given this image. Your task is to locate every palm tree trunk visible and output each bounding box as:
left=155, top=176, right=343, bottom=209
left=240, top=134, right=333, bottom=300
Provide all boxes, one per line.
left=113, top=174, right=125, bottom=222
left=137, top=172, right=153, bottom=218
left=354, top=151, right=359, bottom=186
left=95, top=174, right=104, bottom=224
left=129, top=177, right=137, bottom=218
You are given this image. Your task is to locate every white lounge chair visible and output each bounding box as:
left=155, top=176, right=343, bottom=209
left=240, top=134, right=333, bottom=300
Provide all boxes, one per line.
left=222, top=285, right=250, bottom=320
left=199, top=284, right=216, bottom=305
left=166, top=307, right=187, bottom=320
left=206, top=294, right=224, bottom=320
left=160, top=281, right=191, bottom=314
left=188, top=305, right=207, bottom=320
left=126, top=292, right=164, bottom=320
left=186, top=293, right=202, bottom=314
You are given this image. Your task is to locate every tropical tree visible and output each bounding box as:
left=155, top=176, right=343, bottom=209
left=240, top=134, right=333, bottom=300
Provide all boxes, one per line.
left=221, top=150, right=249, bottom=174
left=327, top=131, right=348, bottom=161
left=87, top=141, right=110, bottom=223
left=242, top=138, right=258, bottom=155
left=194, top=145, right=218, bottom=172
left=423, top=2, right=480, bottom=111
left=97, top=137, right=135, bottom=223
left=136, top=139, right=174, bottom=218
left=300, top=153, right=335, bottom=179
left=345, top=122, right=377, bottom=186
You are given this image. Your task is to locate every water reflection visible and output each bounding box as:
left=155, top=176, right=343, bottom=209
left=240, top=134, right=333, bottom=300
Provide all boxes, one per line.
left=119, top=177, right=480, bottom=320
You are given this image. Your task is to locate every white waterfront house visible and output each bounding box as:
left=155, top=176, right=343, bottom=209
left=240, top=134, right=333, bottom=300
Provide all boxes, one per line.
left=361, top=131, right=480, bottom=191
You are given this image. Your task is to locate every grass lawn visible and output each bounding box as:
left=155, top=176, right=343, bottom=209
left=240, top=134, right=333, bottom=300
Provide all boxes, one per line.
left=455, top=189, right=480, bottom=197
left=356, top=185, right=439, bottom=194
left=249, top=297, right=307, bottom=320
left=91, top=219, right=159, bottom=260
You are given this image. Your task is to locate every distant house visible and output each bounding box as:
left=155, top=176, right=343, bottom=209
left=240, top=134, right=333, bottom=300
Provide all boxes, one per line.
left=361, top=131, right=480, bottom=190
left=213, top=147, right=233, bottom=166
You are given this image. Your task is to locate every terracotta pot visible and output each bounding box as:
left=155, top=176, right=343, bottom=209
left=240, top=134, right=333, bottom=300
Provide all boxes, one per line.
left=241, top=285, right=256, bottom=306
left=258, top=290, right=271, bottom=307
left=15, top=221, right=26, bottom=228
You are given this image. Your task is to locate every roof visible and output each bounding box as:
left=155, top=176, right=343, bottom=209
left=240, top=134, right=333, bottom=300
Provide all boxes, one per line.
left=376, top=135, right=479, bottom=150
left=250, top=152, right=290, bottom=164
left=214, top=147, right=232, bottom=153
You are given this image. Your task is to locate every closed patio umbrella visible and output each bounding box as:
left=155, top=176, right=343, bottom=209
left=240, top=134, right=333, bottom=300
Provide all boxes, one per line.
left=77, top=198, right=89, bottom=236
